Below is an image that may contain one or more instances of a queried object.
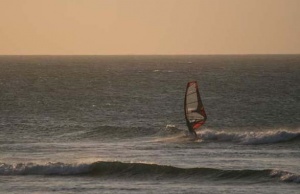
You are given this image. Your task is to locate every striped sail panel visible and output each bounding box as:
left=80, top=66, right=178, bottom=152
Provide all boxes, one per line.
left=184, top=81, right=207, bottom=130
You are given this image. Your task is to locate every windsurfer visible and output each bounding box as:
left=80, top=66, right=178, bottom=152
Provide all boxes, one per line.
left=187, top=121, right=198, bottom=139
left=184, top=81, right=206, bottom=140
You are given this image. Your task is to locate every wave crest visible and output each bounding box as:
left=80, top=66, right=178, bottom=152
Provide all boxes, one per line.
left=1, top=161, right=299, bottom=183
left=200, top=129, right=300, bottom=144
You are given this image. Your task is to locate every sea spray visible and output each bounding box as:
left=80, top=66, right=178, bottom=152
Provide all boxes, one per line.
left=199, top=129, right=300, bottom=144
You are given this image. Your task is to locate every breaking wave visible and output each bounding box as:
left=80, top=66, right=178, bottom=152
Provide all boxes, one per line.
left=0, top=161, right=299, bottom=184
left=199, top=129, right=300, bottom=145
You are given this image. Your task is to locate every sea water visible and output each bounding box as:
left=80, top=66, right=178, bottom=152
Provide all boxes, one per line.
left=0, top=55, right=299, bottom=193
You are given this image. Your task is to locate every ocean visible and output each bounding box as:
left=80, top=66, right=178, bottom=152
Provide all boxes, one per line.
left=0, top=55, right=299, bottom=193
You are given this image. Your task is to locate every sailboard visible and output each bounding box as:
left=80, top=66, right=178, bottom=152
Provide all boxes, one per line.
left=184, top=81, right=207, bottom=135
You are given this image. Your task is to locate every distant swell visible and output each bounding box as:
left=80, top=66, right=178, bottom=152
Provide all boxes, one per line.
left=199, top=129, right=300, bottom=145
left=80, top=126, right=160, bottom=140
left=0, top=161, right=299, bottom=184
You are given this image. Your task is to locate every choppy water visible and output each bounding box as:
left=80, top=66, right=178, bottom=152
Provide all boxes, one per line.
left=0, top=55, right=299, bottom=193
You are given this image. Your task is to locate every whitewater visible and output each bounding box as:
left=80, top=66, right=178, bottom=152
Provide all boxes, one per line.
left=0, top=55, right=299, bottom=193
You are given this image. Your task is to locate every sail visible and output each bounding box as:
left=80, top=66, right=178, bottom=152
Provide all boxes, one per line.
left=184, top=81, right=207, bottom=130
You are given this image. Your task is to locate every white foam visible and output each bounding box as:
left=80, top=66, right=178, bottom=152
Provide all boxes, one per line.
left=165, top=124, right=177, bottom=129
left=200, top=129, right=300, bottom=145
left=271, top=170, right=300, bottom=183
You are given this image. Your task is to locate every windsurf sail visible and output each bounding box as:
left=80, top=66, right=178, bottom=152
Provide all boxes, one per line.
left=184, top=81, right=207, bottom=131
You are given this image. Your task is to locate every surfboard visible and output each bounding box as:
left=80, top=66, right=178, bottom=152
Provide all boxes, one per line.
left=184, top=81, right=207, bottom=135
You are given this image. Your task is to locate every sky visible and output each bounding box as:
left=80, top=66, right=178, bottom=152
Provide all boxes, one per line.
left=0, top=0, right=299, bottom=55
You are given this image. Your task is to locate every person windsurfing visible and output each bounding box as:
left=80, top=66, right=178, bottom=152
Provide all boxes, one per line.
left=184, top=81, right=207, bottom=139
left=186, top=120, right=198, bottom=139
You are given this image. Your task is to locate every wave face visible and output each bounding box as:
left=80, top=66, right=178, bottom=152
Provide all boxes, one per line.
left=1, top=161, right=299, bottom=184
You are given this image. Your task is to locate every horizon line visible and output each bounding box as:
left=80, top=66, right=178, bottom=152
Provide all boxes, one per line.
left=0, top=53, right=300, bottom=56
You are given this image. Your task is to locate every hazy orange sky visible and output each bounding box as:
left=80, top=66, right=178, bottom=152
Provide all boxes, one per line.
left=0, top=0, right=299, bottom=55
